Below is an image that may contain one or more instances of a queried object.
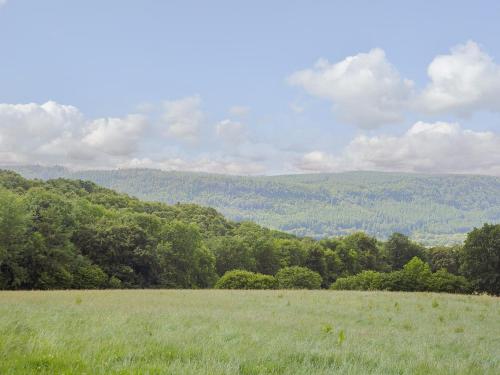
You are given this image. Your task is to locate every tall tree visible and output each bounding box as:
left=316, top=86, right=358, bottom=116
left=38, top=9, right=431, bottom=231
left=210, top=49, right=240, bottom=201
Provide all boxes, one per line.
left=0, top=189, right=29, bottom=288
left=385, top=233, right=425, bottom=270
left=460, top=224, right=500, bottom=295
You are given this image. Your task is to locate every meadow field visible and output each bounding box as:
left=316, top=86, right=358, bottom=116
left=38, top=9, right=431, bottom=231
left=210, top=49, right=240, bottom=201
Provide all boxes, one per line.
left=0, top=290, right=498, bottom=375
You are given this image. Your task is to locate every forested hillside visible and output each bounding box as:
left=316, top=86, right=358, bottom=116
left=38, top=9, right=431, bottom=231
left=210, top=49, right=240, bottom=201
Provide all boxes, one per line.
left=1, top=170, right=499, bottom=294
left=7, top=166, right=500, bottom=245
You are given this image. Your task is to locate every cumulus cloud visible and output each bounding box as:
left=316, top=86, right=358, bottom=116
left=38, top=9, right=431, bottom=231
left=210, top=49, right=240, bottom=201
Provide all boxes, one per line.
left=418, top=41, right=500, bottom=115
left=0, top=99, right=267, bottom=174
left=82, top=115, right=147, bottom=156
left=0, top=101, right=84, bottom=162
left=289, top=41, right=500, bottom=123
left=288, top=48, right=414, bottom=128
left=215, top=119, right=246, bottom=143
left=0, top=101, right=148, bottom=168
left=163, top=96, right=204, bottom=142
left=295, top=121, right=500, bottom=175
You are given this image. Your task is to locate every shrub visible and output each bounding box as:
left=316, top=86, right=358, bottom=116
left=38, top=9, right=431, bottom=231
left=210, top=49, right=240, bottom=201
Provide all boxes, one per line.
left=37, top=268, right=73, bottom=290
left=275, top=266, right=322, bottom=289
left=108, top=276, right=122, bottom=289
left=330, top=271, right=385, bottom=290
left=215, top=270, right=277, bottom=289
left=72, top=264, right=108, bottom=289
left=332, top=258, right=470, bottom=294
left=427, top=269, right=471, bottom=294
left=386, top=257, right=432, bottom=291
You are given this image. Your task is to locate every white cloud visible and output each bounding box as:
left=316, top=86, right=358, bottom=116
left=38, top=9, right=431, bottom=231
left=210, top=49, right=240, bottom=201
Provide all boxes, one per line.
left=215, top=119, right=246, bottom=143
left=163, top=96, right=204, bottom=142
left=295, top=121, right=500, bottom=175
left=0, top=101, right=148, bottom=168
left=229, top=105, right=250, bottom=116
left=0, top=99, right=266, bottom=174
left=0, top=101, right=84, bottom=160
left=288, top=48, right=414, bottom=128
left=295, top=151, right=340, bottom=172
left=120, top=156, right=265, bottom=175
left=418, top=41, right=500, bottom=115
left=83, top=115, right=147, bottom=156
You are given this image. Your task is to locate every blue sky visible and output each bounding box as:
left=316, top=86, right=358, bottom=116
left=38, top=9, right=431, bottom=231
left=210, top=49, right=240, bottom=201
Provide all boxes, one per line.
left=1, top=0, right=500, bottom=175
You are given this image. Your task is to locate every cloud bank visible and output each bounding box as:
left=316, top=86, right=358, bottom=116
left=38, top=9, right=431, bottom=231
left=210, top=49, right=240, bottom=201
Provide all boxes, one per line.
left=0, top=101, right=148, bottom=169
left=0, top=100, right=267, bottom=174
left=296, top=122, right=500, bottom=176
left=2, top=41, right=500, bottom=176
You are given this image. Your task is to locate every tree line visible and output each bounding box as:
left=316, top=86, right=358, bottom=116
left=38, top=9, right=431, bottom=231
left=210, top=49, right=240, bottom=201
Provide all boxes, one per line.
left=8, top=165, right=500, bottom=246
left=0, top=170, right=498, bottom=295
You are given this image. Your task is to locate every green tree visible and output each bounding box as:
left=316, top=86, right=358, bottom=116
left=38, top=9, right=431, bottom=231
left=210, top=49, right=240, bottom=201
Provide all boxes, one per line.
left=304, top=243, right=327, bottom=280
left=341, top=232, right=383, bottom=271
left=385, top=233, right=425, bottom=270
left=161, top=220, right=217, bottom=288
left=460, top=224, right=500, bottom=295
left=426, top=245, right=461, bottom=274
left=210, top=236, right=256, bottom=276
left=274, top=239, right=307, bottom=268
left=0, top=189, right=29, bottom=289
left=253, top=239, right=280, bottom=275
left=22, top=189, right=78, bottom=289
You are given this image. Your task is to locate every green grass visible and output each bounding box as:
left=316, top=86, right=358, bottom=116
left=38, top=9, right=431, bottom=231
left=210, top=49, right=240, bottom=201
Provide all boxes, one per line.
left=0, top=290, right=499, bottom=374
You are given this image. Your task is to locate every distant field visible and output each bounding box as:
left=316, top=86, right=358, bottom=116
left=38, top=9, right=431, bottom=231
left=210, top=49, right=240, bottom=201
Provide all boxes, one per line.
left=0, top=290, right=498, bottom=374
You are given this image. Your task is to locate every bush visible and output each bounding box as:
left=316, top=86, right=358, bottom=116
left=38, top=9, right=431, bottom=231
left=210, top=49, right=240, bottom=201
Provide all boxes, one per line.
left=330, top=271, right=385, bottom=290
left=72, top=263, right=108, bottom=289
left=275, top=266, right=322, bottom=289
left=37, top=268, right=73, bottom=290
left=388, top=257, right=432, bottom=291
left=331, top=258, right=470, bottom=294
left=215, top=270, right=277, bottom=289
left=108, top=276, right=122, bottom=289
left=427, top=269, right=471, bottom=294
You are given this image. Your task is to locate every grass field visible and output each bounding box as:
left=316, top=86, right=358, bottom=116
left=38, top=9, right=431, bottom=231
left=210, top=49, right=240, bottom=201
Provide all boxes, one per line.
left=0, top=290, right=499, bottom=374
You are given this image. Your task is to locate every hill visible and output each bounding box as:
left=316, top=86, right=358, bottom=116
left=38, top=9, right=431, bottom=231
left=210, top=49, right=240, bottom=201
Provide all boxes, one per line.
left=1, top=169, right=498, bottom=295
left=6, top=165, right=500, bottom=245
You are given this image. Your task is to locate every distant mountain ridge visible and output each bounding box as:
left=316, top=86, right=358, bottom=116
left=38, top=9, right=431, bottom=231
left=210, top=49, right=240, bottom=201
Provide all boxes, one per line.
left=4, top=165, right=500, bottom=245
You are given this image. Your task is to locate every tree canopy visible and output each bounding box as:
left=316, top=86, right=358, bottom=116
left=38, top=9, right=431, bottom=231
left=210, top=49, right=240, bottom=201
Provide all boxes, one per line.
left=0, top=170, right=498, bottom=294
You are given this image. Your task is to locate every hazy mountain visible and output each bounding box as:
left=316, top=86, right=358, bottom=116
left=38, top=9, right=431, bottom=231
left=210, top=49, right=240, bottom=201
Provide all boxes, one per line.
left=5, top=165, right=500, bottom=245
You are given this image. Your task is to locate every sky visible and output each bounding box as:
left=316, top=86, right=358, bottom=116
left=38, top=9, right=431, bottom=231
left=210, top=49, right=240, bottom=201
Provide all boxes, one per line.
left=1, top=0, right=500, bottom=175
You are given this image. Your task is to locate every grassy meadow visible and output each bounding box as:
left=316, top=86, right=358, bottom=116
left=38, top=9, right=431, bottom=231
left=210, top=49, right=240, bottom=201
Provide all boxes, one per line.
left=0, top=290, right=499, bottom=374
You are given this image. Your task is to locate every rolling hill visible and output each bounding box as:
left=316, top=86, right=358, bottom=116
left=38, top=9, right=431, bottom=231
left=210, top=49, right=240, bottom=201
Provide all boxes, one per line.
left=5, top=165, right=500, bottom=245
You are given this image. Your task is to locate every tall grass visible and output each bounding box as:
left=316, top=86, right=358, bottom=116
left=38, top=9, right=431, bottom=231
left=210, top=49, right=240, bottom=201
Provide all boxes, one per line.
left=0, top=290, right=498, bottom=374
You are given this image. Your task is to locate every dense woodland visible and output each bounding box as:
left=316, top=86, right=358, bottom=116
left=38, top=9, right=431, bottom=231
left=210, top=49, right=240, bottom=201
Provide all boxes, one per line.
left=7, top=165, right=500, bottom=246
left=0, top=170, right=499, bottom=295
